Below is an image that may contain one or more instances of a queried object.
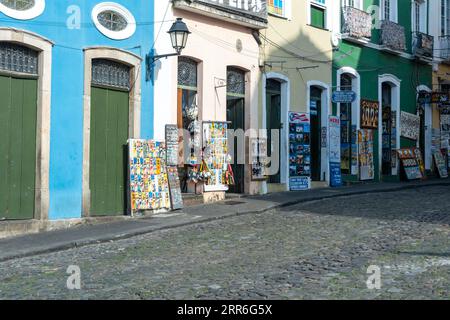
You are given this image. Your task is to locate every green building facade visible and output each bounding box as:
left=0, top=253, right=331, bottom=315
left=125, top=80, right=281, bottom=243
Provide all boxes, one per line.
left=332, top=0, right=433, bottom=183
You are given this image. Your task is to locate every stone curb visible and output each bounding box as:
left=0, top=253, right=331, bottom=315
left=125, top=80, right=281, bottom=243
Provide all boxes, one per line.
left=1, top=181, right=449, bottom=262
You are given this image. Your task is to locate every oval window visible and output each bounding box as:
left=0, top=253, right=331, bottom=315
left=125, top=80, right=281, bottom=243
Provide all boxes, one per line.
left=92, top=3, right=136, bottom=40
left=0, top=0, right=45, bottom=19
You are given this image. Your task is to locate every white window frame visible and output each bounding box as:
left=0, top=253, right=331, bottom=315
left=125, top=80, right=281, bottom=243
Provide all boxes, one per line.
left=307, top=0, right=329, bottom=29
left=92, top=2, right=136, bottom=40
left=0, top=0, right=45, bottom=20
left=412, top=0, right=427, bottom=33
left=380, top=0, right=398, bottom=23
left=342, top=0, right=363, bottom=10
left=441, top=0, right=450, bottom=36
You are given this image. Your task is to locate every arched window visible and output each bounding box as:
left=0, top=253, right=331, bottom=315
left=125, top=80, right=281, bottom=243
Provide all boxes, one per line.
left=0, top=0, right=45, bottom=20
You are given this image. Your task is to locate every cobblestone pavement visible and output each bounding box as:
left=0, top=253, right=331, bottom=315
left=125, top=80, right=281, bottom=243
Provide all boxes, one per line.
left=0, top=186, right=449, bottom=300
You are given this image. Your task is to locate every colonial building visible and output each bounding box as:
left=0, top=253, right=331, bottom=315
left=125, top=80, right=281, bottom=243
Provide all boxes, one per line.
left=331, top=0, right=433, bottom=183
left=0, top=0, right=154, bottom=236
left=260, top=0, right=334, bottom=192
left=153, top=0, right=267, bottom=201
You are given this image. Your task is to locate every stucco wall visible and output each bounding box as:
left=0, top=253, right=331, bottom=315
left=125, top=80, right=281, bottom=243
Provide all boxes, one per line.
left=0, top=0, right=154, bottom=219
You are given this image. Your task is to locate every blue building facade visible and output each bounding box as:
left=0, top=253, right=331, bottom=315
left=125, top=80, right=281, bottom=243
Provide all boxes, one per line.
left=0, top=0, right=154, bottom=221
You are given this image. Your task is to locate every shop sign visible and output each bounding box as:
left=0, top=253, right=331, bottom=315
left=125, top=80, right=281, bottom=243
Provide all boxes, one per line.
left=431, top=92, right=449, bottom=104
left=433, top=150, right=449, bottom=178
left=361, top=99, right=379, bottom=129
left=310, top=101, right=318, bottom=116
left=332, top=90, right=357, bottom=104
left=329, top=116, right=342, bottom=187
left=400, top=111, right=420, bottom=141
left=359, top=129, right=375, bottom=180
left=289, top=112, right=311, bottom=191
left=397, top=148, right=424, bottom=180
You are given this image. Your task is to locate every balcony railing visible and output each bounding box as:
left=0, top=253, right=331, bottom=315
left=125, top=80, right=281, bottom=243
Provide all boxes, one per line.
left=342, top=6, right=372, bottom=39
left=439, top=35, right=450, bottom=62
left=380, top=20, right=406, bottom=52
left=412, top=32, right=434, bottom=59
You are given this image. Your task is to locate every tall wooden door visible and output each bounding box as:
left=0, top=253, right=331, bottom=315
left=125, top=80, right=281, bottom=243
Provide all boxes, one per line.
left=90, top=87, right=129, bottom=216
left=266, top=80, right=282, bottom=183
left=227, top=97, right=245, bottom=194
left=0, top=75, right=37, bottom=220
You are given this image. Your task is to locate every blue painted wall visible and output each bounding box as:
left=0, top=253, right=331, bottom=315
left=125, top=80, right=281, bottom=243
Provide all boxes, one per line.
left=0, top=0, right=154, bottom=219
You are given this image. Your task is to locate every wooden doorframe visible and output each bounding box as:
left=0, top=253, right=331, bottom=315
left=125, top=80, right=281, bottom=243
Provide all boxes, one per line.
left=0, top=28, right=53, bottom=222
left=82, top=47, right=142, bottom=217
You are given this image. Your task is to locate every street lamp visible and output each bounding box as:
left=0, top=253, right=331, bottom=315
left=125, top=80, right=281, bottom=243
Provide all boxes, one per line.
left=146, top=18, right=191, bottom=80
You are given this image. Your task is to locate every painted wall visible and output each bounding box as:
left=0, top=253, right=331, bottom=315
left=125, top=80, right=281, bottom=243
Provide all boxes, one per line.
left=0, top=0, right=154, bottom=219
left=332, top=0, right=433, bottom=181
left=153, top=1, right=263, bottom=195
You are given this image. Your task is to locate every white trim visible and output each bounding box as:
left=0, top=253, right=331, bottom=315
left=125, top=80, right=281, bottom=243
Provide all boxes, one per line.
left=380, top=0, right=398, bottom=23
left=306, top=80, right=331, bottom=184
left=0, top=0, right=45, bottom=20
left=307, top=0, right=330, bottom=29
left=92, top=2, right=136, bottom=40
left=262, top=72, right=290, bottom=190
left=378, top=74, right=401, bottom=178
left=337, top=66, right=361, bottom=176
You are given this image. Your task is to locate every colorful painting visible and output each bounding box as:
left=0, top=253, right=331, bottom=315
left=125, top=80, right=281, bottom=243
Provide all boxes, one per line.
left=398, top=148, right=423, bottom=180
left=289, top=112, right=311, bottom=191
left=400, top=111, right=420, bottom=141
left=361, top=99, right=379, bottom=129
left=128, top=139, right=171, bottom=214
left=359, top=129, right=374, bottom=180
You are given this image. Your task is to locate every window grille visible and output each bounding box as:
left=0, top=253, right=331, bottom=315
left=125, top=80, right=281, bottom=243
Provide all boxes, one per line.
left=178, top=57, right=198, bottom=89
left=0, top=0, right=35, bottom=11
left=0, top=42, right=38, bottom=75
left=227, top=68, right=245, bottom=96
left=92, top=59, right=131, bottom=90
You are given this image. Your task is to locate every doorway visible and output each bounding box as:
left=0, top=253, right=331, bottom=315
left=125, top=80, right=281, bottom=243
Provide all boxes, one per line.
left=89, top=59, right=130, bottom=216
left=310, top=86, right=322, bottom=181
left=419, top=90, right=432, bottom=171
left=0, top=43, right=38, bottom=220
left=266, top=79, right=282, bottom=183
left=226, top=67, right=246, bottom=194
left=340, top=74, right=353, bottom=174
left=381, top=82, right=393, bottom=176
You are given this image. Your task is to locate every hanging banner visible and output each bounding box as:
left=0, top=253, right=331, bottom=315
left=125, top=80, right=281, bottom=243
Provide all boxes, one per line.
left=397, top=148, right=423, bottom=180
left=433, top=150, right=449, bottom=178
left=289, top=112, right=311, bottom=191
left=400, top=111, right=420, bottom=141
left=329, top=116, right=342, bottom=187
left=361, top=99, right=379, bottom=129
left=203, top=121, right=230, bottom=192
left=165, top=125, right=179, bottom=166
left=128, top=140, right=171, bottom=215
left=359, top=129, right=375, bottom=180
left=251, top=137, right=268, bottom=181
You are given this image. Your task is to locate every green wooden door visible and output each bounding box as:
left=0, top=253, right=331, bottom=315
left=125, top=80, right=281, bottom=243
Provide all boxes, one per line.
left=90, top=87, right=129, bottom=216
left=0, top=75, right=37, bottom=220
left=266, top=91, right=282, bottom=183
left=227, top=97, right=245, bottom=194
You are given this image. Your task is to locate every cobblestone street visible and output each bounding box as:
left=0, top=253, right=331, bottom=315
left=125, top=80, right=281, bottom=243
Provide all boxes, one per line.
left=0, top=185, right=449, bottom=300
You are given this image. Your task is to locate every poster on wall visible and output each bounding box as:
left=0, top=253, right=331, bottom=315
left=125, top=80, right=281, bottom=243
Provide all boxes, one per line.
left=351, top=125, right=359, bottom=175
left=358, top=129, right=375, bottom=180
left=289, top=112, right=311, bottom=191
left=165, top=125, right=179, bottom=166
left=128, top=140, right=171, bottom=215
left=167, top=166, right=183, bottom=210
left=361, top=99, right=379, bottom=129
left=329, top=116, right=342, bottom=187
left=203, top=121, right=230, bottom=192
left=397, top=148, right=423, bottom=180
left=400, top=111, right=420, bottom=141
left=251, top=137, right=268, bottom=181
left=433, top=150, right=449, bottom=178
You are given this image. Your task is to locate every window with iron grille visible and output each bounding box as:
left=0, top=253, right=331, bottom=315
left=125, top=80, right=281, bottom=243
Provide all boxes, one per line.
left=227, top=67, right=245, bottom=97
left=177, top=57, right=198, bottom=89
left=97, top=10, right=128, bottom=32
left=0, top=0, right=35, bottom=11
left=0, top=42, right=38, bottom=75
left=91, top=59, right=131, bottom=91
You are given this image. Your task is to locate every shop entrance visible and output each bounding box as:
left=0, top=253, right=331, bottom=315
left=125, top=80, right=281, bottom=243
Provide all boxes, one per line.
left=89, top=59, right=130, bottom=216
left=381, top=82, right=393, bottom=176
left=340, top=74, right=353, bottom=174
left=0, top=45, right=38, bottom=220
left=266, top=79, right=282, bottom=183
left=310, top=86, right=322, bottom=181
left=227, top=67, right=246, bottom=194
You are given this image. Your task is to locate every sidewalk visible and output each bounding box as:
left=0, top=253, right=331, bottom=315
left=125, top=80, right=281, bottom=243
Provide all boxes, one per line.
left=0, top=179, right=449, bottom=262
